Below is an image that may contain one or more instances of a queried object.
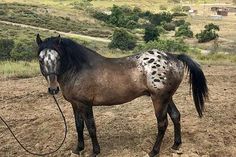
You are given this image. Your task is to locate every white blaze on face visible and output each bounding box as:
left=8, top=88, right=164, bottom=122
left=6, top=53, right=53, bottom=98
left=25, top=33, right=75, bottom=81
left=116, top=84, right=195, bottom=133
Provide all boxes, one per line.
left=39, top=49, right=60, bottom=87
left=39, top=49, right=60, bottom=73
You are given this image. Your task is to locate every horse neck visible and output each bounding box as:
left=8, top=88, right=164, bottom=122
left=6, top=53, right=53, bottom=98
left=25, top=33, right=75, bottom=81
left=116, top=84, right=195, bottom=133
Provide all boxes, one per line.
left=58, top=42, right=105, bottom=87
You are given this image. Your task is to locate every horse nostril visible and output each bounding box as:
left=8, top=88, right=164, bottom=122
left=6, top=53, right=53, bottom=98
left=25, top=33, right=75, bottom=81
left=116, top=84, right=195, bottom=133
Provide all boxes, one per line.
left=48, top=87, right=60, bottom=95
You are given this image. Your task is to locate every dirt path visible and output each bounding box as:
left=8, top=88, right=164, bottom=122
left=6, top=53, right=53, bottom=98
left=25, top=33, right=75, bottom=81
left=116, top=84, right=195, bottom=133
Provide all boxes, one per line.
left=0, top=65, right=236, bottom=157
left=0, top=20, right=111, bottom=43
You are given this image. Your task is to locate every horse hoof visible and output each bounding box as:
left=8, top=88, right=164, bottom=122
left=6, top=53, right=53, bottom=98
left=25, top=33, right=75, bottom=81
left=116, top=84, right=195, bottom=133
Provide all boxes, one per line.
left=144, top=153, right=159, bottom=157
left=171, top=143, right=182, bottom=151
left=171, top=147, right=183, bottom=154
left=71, top=150, right=85, bottom=157
left=91, top=153, right=99, bottom=157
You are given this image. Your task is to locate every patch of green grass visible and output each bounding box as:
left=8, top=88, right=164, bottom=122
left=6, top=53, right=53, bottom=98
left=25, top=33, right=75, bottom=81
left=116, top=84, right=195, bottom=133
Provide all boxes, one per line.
left=0, top=60, right=39, bottom=78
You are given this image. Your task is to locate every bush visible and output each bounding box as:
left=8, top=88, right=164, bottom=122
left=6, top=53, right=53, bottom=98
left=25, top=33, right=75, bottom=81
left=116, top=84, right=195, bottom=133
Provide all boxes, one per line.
left=149, top=12, right=173, bottom=26
left=134, top=38, right=189, bottom=53
left=159, top=5, right=167, bottom=10
left=144, top=25, right=160, bottom=43
left=174, top=19, right=186, bottom=27
left=168, top=0, right=180, bottom=3
left=182, top=6, right=191, bottom=12
left=156, top=25, right=166, bottom=34
left=172, top=12, right=188, bottom=17
left=196, top=23, right=220, bottom=43
left=92, top=11, right=110, bottom=22
left=133, top=7, right=142, bottom=14
left=171, top=5, right=183, bottom=13
left=72, top=0, right=93, bottom=10
left=0, top=39, right=14, bottom=60
left=175, top=23, right=193, bottom=38
left=162, top=22, right=176, bottom=31
left=10, top=41, right=37, bottom=60
left=109, top=29, right=137, bottom=50
left=126, top=20, right=140, bottom=29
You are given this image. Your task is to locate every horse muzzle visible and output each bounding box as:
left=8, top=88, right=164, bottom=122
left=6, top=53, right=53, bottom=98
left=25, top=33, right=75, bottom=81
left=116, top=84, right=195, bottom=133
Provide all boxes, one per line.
left=48, top=86, right=60, bottom=95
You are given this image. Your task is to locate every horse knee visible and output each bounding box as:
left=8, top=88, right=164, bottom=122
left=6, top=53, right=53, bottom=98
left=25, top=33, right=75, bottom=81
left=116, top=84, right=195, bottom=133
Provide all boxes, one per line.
left=170, top=110, right=180, bottom=123
left=158, top=118, right=168, bottom=133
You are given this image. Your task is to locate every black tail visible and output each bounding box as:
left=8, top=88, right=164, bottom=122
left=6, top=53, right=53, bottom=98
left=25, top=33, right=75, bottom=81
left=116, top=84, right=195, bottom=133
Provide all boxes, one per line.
left=177, top=54, right=208, bottom=117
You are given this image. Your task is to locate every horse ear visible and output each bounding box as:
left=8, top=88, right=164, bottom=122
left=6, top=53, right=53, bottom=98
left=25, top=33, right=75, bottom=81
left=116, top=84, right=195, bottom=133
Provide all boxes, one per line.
left=57, top=34, right=62, bottom=44
left=36, top=34, right=42, bottom=46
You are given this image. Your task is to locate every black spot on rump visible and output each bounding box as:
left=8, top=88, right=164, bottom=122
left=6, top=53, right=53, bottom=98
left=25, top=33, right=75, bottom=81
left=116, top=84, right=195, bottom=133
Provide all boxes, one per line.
left=154, top=79, right=160, bottom=82
left=148, top=50, right=154, bottom=54
left=160, top=77, right=164, bottom=80
left=152, top=66, right=156, bottom=69
left=143, top=57, right=149, bottom=60
left=157, top=55, right=161, bottom=59
left=152, top=71, right=157, bottom=75
left=156, top=64, right=160, bottom=67
left=148, top=58, right=155, bottom=63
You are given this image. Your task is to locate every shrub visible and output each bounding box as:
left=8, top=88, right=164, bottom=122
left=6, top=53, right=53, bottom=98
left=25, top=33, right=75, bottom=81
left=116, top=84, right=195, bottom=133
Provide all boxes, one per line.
left=92, top=11, right=110, bottom=22
left=156, top=25, right=166, bottom=34
left=133, top=7, right=142, bottom=14
left=134, top=38, right=189, bottom=53
left=0, top=39, right=14, bottom=60
left=174, top=19, right=186, bottom=27
left=172, top=12, right=188, bottom=17
left=10, top=41, right=37, bottom=60
left=149, top=12, right=173, bottom=26
left=196, top=23, right=220, bottom=43
left=168, top=0, right=180, bottom=3
left=109, top=29, right=137, bottom=50
left=175, top=23, right=193, bottom=38
left=72, top=0, right=93, bottom=10
left=171, top=5, right=183, bottom=13
left=159, top=5, right=167, bottom=10
left=144, top=25, right=160, bottom=43
left=162, top=22, right=176, bottom=31
left=182, top=6, right=191, bottom=12
left=126, top=20, right=140, bottom=29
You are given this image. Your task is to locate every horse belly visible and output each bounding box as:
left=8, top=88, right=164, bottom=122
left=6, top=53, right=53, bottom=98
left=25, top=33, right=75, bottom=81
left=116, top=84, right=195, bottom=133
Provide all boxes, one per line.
left=92, top=84, right=146, bottom=106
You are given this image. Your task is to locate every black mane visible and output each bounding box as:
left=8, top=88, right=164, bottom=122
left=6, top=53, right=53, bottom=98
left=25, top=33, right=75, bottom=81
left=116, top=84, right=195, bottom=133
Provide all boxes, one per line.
left=39, top=37, right=102, bottom=74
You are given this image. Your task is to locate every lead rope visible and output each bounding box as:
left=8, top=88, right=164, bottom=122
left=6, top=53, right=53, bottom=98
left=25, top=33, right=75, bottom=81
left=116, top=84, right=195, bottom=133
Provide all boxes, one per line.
left=0, top=95, right=67, bottom=156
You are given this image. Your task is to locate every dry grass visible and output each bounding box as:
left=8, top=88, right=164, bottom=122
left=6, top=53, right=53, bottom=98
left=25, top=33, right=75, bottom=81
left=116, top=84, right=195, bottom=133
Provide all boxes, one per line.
left=0, top=60, right=39, bottom=79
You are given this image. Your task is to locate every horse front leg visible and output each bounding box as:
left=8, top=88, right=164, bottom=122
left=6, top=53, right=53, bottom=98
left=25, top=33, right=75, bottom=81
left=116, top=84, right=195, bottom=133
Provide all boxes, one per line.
left=82, top=105, right=100, bottom=157
left=149, top=97, right=169, bottom=157
left=72, top=104, right=85, bottom=155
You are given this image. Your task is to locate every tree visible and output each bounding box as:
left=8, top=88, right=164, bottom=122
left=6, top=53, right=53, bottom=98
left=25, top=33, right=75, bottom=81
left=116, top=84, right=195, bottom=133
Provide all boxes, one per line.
left=196, top=23, right=220, bottom=43
left=109, top=29, right=137, bottom=50
left=0, top=39, right=14, bottom=60
left=175, top=23, right=193, bottom=38
left=144, top=25, right=160, bottom=43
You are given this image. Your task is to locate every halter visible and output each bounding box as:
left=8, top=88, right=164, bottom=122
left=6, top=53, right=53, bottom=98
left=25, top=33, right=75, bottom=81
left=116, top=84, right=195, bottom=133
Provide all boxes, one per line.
left=44, top=72, right=59, bottom=76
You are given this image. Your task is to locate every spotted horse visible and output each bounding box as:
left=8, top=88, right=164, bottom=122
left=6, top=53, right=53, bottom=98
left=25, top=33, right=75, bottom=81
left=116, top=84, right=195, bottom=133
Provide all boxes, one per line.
left=36, top=35, right=208, bottom=157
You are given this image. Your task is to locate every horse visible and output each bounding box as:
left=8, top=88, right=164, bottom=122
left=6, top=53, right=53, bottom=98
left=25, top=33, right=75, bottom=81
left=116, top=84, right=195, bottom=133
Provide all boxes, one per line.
left=36, top=34, right=208, bottom=157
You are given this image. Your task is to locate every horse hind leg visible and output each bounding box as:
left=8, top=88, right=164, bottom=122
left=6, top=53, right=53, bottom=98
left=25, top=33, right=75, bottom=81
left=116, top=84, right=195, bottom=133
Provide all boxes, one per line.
left=81, top=105, right=100, bottom=157
left=167, top=99, right=182, bottom=150
left=148, top=96, right=169, bottom=157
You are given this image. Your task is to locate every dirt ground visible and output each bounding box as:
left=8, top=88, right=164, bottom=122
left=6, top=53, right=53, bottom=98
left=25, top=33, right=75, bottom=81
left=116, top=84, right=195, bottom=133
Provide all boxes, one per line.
left=0, top=65, right=235, bottom=157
